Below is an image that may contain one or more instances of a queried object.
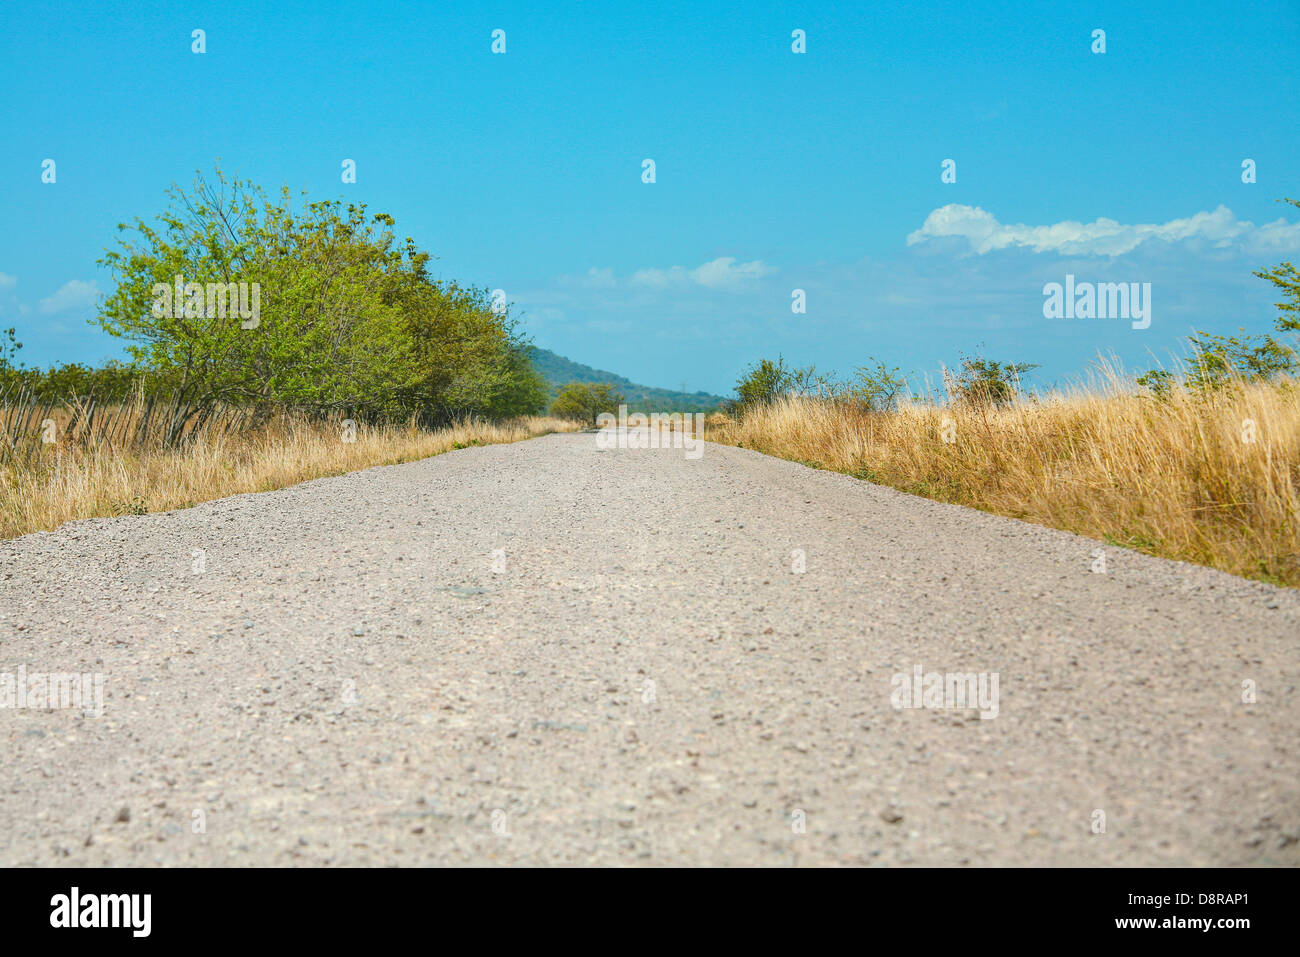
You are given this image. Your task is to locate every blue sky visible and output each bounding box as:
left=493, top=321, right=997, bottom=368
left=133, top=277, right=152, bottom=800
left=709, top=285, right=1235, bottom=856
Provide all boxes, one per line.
left=2, top=0, right=1298, bottom=395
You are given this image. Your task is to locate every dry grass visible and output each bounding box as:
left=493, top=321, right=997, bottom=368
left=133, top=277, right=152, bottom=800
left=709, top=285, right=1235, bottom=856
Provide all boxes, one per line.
left=708, top=375, right=1300, bottom=587
left=0, top=395, right=577, bottom=540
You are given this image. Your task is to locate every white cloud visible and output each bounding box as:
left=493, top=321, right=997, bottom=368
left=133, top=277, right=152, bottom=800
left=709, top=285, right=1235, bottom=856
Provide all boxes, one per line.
left=630, top=265, right=688, bottom=287
left=39, top=279, right=100, bottom=314
left=0, top=272, right=16, bottom=290
left=907, top=204, right=1300, bottom=257
left=629, top=256, right=773, bottom=289
left=690, top=256, right=773, bottom=287
left=561, top=257, right=774, bottom=293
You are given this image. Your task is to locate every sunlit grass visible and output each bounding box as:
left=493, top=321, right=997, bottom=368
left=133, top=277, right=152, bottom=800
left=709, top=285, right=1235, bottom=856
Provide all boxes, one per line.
left=0, top=398, right=577, bottom=539
left=707, top=371, right=1300, bottom=587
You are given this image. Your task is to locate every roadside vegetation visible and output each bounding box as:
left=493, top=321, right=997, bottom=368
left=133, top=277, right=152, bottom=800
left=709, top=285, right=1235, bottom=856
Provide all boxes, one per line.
left=711, top=207, right=1300, bottom=587
left=549, top=381, right=625, bottom=425
left=0, top=393, right=575, bottom=539
left=0, top=167, right=569, bottom=538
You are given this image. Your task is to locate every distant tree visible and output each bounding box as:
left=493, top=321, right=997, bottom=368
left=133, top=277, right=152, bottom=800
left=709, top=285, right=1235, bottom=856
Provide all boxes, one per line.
left=1184, top=329, right=1297, bottom=392
left=1254, top=198, right=1300, bottom=336
left=1136, top=368, right=1174, bottom=400
left=0, top=327, right=22, bottom=392
left=1144, top=202, right=1300, bottom=395
left=549, top=381, right=624, bottom=424
left=949, top=357, right=1037, bottom=406
left=734, top=357, right=793, bottom=408
left=1180, top=204, right=1300, bottom=391
left=0, top=326, right=21, bottom=370
left=844, top=359, right=907, bottom=412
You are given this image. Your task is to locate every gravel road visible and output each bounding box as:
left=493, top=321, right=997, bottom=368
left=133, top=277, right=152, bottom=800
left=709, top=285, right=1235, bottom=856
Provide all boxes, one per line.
left=2, top=431, right=1297, bottom=866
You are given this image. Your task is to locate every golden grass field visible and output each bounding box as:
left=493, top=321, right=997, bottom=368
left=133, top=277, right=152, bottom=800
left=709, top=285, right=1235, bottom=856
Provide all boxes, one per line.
left=0, top=396, right=577, bottom=540
left=5, top=378, right=1298, bottom=588
left=707, top=376, right=1300, bottom=588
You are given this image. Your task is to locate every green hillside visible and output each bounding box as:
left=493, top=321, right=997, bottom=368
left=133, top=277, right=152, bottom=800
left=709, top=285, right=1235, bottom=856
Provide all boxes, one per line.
left=527, top=346, right=729, bottom=413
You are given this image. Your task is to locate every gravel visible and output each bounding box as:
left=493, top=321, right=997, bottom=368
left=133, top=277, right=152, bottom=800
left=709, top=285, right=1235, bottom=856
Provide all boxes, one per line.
left=1, top=432, right=1297, bottom=865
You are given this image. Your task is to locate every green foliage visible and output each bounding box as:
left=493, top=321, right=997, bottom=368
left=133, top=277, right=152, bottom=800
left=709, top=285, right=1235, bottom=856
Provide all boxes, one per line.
left=1104, top=530, right=1161, bottom=553
left=109, top=496, right=149, bottom=516
left=844, top=360, right=907, bottom=412
left=1136, top=368, right=1174, bottom=400
left=549, top=381, right=625, bottom=424
left=478, top=343, right=549, bottom=421
left=94, top=166, right=545, bottom=424
left=1173, top=198, right=1300, bottom=394
left=0, top=327, right=21, bottom=372
left=1185, top=329, right=1297, bottom=392
left=734, top=357, right=794, bottom=409
left=950, top=357, right=1038, bottom=406
left=1253, top=198, right=1300, bottom=335
left=786, top=363, right=836, bottom=397
left=732, top=356, right=912, bottom=413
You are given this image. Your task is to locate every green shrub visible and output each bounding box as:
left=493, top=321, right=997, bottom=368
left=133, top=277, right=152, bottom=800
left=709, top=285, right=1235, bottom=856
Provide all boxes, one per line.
left=549, top=382, right=624, bottom=424
left=94, top=166, right=546, bottom=426
left=949, top=357, right=1037, bottom=406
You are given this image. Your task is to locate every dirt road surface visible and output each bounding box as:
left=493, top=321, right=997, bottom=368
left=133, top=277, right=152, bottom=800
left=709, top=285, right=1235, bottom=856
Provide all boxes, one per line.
left=2, top=432, right=1297, bottom=865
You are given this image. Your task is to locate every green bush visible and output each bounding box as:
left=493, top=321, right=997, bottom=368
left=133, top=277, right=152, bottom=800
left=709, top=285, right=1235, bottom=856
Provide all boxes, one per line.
left=93, top=166, right=546, bottom=425
left=949, top=357, right=1037, bottom=407
left=734, top=357, right=793, bottom=409
left=549, top=382, right=624, bottom=424
left=843, top=360, right=907, bottom=412
left=1139, top=201, right=1300, bottom=396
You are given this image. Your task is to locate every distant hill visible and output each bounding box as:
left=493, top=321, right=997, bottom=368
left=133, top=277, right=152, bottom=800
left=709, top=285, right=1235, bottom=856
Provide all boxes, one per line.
left=527, top=346, right=729, bottom=413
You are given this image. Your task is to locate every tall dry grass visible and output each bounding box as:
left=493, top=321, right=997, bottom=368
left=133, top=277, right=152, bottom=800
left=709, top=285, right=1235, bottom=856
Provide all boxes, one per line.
left=0, top=392, right=577, bottom=540
left=708, top=375, right=1300, bottom=587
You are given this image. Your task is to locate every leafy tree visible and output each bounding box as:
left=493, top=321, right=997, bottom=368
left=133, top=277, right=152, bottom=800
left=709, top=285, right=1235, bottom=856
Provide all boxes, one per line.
left=99, top=169, right=409, bottom=416
left=844, top=360, right=907, bottom=412
left=1179, top=197, right=1300, bottom=392
left=0, top=327, right=20, bottom=370
left=1185, top=329, right=1297, bottom=391
left=549, top=382, right=624, bottom=424
left=734, top=357, right=793, bottom=408
left=479, top=342, right=549, bottom=419
left=0, top=327, right=22, bottom=392
left=1136, top=368, right=1175, bottom=400
left=396, top=278, right=544, bottom=421
left=1254, top=198, right=1300, bottom=335
left=95, top=166, right=544, bottom=426
left=786, top=363, right=836, bottom=397
left=949, top=357, right=1037, bottom=406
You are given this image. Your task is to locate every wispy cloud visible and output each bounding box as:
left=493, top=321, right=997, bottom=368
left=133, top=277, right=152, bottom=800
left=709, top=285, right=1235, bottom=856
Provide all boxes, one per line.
left=38, top=279, right=100, bottom=315
left=687, top=257, right=774, bottom=288
left=907, top=204, right=1300, bottom=257
left=566, top=256, right=774, bottom=291
left=581, top=267, right=616, bottom=289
